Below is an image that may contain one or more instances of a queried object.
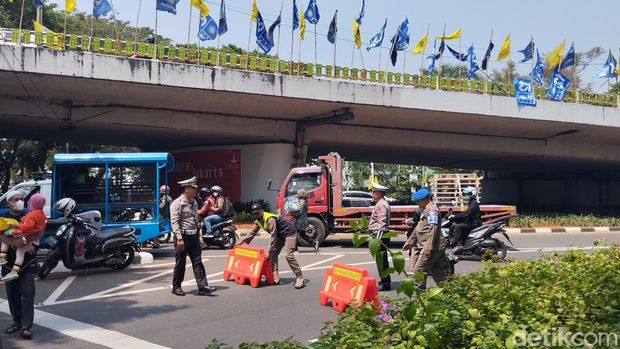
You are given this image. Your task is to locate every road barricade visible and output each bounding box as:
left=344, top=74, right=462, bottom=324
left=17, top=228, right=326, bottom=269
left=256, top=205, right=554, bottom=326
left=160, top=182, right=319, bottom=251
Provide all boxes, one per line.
left=319, top=263, right=378, bottom=312
left=223, top=245, right=274, bottom=288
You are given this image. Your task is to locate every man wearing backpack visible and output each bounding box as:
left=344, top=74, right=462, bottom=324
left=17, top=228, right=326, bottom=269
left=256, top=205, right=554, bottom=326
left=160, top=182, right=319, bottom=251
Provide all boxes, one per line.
left=202, top=185, right=227, bottom=238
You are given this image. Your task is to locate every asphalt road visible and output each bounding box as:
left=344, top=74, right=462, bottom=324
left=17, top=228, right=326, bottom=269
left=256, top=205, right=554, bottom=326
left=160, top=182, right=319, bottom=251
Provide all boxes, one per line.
left=1, top=232, right=619, bottom=349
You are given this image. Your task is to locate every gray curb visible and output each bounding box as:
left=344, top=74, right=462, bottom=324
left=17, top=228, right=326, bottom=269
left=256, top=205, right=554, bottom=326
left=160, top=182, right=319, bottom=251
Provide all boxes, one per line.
left=505, top=227, right=620, bottom=234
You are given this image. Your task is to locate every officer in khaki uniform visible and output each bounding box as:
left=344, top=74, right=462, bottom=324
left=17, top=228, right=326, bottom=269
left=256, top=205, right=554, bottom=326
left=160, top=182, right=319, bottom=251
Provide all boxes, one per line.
left=238, top=203, right=305, bottom=289
left=170, top=177, right=216, bottom=296
left=402, top=188, right=448, bottom=290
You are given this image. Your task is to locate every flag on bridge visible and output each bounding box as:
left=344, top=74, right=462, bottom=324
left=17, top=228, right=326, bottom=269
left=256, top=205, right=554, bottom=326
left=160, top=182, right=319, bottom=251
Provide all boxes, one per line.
left=446, top=44, right=469, bottom=62
left=93, top=0, right=112, bottom=19
left=437, top=29, right=460, bottom=41
left=366, top=19, right=386, bottom=51
left=530, top=50, right=545, bottom=85
left=558, top=43, right=575, bottom=71
left=481, top=40, right=494, bottom=70
left=467, top=45, right=480, bottom=79
left=198, top=15, right=218, bottom=41
left=427, top=39, right=439, bottom=74
left=304, top=0, right=320, bottom=24
left=514, top=77, right=537, bottom=106
left=256, top=11, right=280, bottom=53
left=546, top=69, right=571, bottom=101
left=496, top=34, right=510, bottom=61
left=389, top=17, right=409, bottom=66
left=412, top=32, right=428, bottom=55
left=190, top=0, right=209, bottom=17
left=65, top=0, right=76, bottom=13
left=157, top=0, right=180, bottom=15
left=299, top=7, right=306, bottom=39
left=355, top=0, right=365, bottom=25
left=518, top=39, right=534, bottom=62
left=292, top=0, right=299, bottom=30
left=218, top=0, right=227, bottom=35
left=593, top=50, right=617, bottom=79
left=251, top=0, right=258, bottom=22
left=546, top=40, right=565, bottom=70
left=353, top=20, right=361, bottom=49
left=327, top=10, right=337, bottom=44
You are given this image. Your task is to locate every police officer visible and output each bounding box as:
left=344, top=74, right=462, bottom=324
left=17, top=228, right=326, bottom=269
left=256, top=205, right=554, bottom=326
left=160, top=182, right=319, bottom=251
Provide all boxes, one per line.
left=238, top=203, right=305, bottom=289
left=368, top=183, right=392, bottom=291
left=402, top=188, right=448, bottom=291
left=170, top=177, right=216, bottom=296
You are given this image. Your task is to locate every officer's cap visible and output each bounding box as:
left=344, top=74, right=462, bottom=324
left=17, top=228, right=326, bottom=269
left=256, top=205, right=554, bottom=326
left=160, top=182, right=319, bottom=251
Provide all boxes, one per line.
left=412, top=188, right=431, bottom=202
left=178, top=176, right=198, bottom=188
left=371, top=183, right=388, bottom=193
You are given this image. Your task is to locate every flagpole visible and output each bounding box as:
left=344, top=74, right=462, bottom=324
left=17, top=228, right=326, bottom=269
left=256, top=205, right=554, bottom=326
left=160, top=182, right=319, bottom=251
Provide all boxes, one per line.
left=276, top=4, right=283, bottom=74
left=439, top=24, right=446, bottom=79
left=18, top=0, right=25, bottom=44
left=63, top=9, right=68, bottom=49
left=187, top=2, right=193, bottom=50
left=134, top=0, right=143, bottom=55
left=154, top=4, right=158, bottom=59
left=458, top=35, right=462, bottom=80
left=246, top=14, right=252, bottom=70
left=359, top=46, right=365, bottom=70
left=289, top=11, right=294, bottom=74
left=378, top=46, right=382, bottom=74
left=314, top=23, right=317, bottom=68
left=89, top=13, right=95, bottom=51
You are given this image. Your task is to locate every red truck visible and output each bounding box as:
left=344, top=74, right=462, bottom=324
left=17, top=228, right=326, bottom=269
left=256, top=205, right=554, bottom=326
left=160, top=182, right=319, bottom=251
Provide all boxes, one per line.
left=274, top=153, right=517, bottom=246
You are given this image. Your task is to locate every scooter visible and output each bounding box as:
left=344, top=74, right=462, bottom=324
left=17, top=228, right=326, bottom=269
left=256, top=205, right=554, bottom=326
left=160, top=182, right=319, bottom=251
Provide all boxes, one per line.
left=442, top=218, right=513, bottom=261
left=201, top=219, right=238, bottom=249
left=38, top=211, right=137, bottom=279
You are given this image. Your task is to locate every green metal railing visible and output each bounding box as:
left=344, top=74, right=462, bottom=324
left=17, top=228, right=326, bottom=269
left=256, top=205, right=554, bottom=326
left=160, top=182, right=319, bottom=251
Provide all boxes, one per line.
left=6, top=28, right=618, bottom=108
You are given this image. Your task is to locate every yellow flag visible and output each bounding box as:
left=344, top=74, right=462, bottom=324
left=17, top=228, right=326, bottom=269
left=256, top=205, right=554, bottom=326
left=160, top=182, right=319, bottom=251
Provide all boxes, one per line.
left=367, top=175, right=379, bottom=190
left=33, top=21, right=55, bottom=34
left=437, top=29, right=460, bottom=41
left=65, top=0, right=76, bottom=13
left=496, top=34, right=510, bottom=61
left=299, top=8, right=305, bottom=40
left=412, top=32, right=428, bottom=55
left=546, top=41, right=565, bottom=69
left=353, top=20, right=361, bottom=49
left=190, top=0, right=209, bottom=17
left=251, top=0, right=259, bottom=22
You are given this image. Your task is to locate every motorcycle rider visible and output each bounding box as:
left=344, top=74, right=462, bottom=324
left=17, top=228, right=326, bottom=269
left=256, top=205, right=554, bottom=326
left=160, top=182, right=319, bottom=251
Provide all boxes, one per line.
left=159, top=185, right=172, bottom=219
left=197, top=187, right=215, bottom=217
left=447, top=187, right=482, bottom=251
left=202, top=186, right=226, bottom=238
left=170, top=177, right=216, bottom=296
left=402, top=188, right=448, bottom=291
left=238, top=203, right=305, bottom=289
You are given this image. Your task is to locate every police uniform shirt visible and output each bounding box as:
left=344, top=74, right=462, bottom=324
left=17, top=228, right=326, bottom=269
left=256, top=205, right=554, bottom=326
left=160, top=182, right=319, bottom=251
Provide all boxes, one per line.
left=170, top=195, right=200, bottom=240
left=407, top=202, right=443, bottom=251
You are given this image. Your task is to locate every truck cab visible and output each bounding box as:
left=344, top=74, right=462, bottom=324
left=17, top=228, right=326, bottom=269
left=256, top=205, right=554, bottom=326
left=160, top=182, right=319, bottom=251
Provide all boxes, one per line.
left=0, top=178, right=52, bottom=217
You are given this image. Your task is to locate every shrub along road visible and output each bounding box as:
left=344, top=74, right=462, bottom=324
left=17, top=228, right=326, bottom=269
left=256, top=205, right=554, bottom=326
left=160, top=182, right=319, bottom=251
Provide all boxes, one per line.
left=0, top=232, right=618, bottom=349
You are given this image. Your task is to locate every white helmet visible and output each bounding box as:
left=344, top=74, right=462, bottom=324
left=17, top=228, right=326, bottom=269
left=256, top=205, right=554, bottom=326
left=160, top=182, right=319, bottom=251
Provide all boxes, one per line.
left=463, top=187, right=477, bottom=197
left=210, top=185, right=223, bottom=193
left=54, top=198, right=76, bottom=217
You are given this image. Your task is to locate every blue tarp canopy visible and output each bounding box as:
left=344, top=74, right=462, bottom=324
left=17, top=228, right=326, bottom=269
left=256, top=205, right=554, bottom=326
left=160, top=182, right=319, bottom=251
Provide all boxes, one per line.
left=53, top=153, right=174, bottom=171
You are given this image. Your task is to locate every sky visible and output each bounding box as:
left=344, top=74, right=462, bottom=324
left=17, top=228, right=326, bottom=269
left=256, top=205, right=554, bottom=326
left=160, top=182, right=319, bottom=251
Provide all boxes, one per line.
left=46, top=0, right=620, bottom=87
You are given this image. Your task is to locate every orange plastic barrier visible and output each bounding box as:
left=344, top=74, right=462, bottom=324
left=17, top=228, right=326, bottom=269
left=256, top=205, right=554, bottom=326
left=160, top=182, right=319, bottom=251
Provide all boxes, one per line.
left=319, top=263, right=378, bottom=312
left=223, top=245, right=274, bottom=288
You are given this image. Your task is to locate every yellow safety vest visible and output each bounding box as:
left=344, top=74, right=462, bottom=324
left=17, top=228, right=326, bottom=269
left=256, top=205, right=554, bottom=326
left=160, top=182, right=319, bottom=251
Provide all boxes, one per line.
left=255, top=212, right=278, bottom=231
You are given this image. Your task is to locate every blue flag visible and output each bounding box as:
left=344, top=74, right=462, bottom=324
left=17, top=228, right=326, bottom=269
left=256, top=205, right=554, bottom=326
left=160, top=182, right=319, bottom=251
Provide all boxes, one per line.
left=427, top=39, right=438, bottom=75
left=304, top=0, right=320, bottom=24
left=390, top=17, right=409, bottom=51
left=156, top=0, right=180, bottom=14
left=292, top=0, right=299, bottom=30
left=559, top=44, right=575, bottom=71
left=514, top=78, right=537, bottom=107
left=198, top=15, right=219, bottom=41
left=530, top=50, right=544, bottom=85
left=218, top=0, right=227, bottom=35
left=33, top=0, right=43, bottom=9
left=467, top=46, right=480, bottom=79
left=429, top=40, right=445, bottom=60
left=518, top=40, right=534, bottom=62
left=256, top=12, right=272, bottom=53
left=546, top=69, right=571, bottom=101
left=366, top=19, right=386, bottom=51
left=594, top=50, right=617, bottom=79
left=446, top=45, right=469, bottom=62
left=327, top=10, right=337, bottom=44
left=481, top=40, right=494, bottom=70
left=93, top=0, right=112, bottom=19
left=268, top=13, right=281, bottom=46
left=355, top=0, right=365, bottom=25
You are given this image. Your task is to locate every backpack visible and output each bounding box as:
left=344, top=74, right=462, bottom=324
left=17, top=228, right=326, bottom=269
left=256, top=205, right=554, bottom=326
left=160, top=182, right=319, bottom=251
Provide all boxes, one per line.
left=220, top=197, right=236, bottom=218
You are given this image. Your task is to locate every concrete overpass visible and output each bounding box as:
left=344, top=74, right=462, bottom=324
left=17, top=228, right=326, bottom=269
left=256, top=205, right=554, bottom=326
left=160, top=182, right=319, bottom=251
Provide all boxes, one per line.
left=1, top=43, right=620, bottom=211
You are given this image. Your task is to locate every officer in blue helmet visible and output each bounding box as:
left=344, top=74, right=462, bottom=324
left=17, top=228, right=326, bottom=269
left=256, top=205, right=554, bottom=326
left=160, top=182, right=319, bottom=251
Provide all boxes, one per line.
left=402, top=188, right=448, bottom=291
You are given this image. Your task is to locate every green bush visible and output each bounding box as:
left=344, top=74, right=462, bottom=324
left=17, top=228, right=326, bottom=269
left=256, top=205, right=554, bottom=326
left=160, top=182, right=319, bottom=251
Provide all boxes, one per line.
left=233, top=211, right=254, bottom=223
left=310, top=245, right=620, bottom=348
left=234, top=200, right=272, bottom=215
left=511, top=213, right=620, bottom=228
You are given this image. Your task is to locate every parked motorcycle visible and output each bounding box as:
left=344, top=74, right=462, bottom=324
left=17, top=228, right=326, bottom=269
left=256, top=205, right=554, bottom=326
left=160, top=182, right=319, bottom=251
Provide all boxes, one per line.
left=38, top=201, right=137, bottom=279
left=442, top=218, right=513, bottom=261
left=201, top=219, right=238, bottom=249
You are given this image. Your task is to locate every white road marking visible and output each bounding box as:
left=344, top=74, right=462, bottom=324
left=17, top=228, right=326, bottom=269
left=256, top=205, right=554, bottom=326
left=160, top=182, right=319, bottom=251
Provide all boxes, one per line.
left=0, top=299, right=170, bottom=348
left=42, top=275, right=77, bottom=306
left=300, top=255, right=343, bottom=270
left=510, top=246, right=602, bottom=253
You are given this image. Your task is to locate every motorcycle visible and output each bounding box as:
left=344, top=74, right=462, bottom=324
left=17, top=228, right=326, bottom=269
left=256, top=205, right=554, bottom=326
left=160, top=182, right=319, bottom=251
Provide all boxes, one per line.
left=201, top=219, right=238, bottom=249
left=442, top=218, right=513, bottom=261
left=38, top=211, right=137, bottom=279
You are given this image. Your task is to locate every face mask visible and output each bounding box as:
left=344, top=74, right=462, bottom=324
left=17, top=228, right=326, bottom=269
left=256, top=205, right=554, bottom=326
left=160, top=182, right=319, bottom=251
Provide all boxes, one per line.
left=12, top=200, right=24, bottom=211
left=213, top=192, right=220, bottom=197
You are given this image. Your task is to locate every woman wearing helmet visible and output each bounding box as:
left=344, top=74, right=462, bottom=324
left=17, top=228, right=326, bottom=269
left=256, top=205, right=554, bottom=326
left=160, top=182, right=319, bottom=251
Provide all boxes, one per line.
left=447, top=187, right=482, bottom=250
left=202, top=185, right=226, bottom=238
left=197, top=187, right=215, bottom=217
